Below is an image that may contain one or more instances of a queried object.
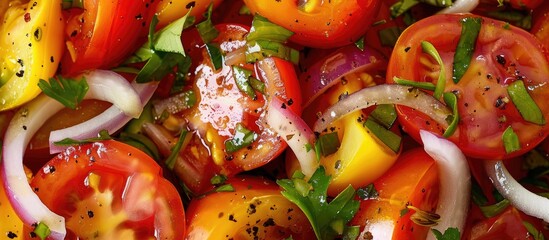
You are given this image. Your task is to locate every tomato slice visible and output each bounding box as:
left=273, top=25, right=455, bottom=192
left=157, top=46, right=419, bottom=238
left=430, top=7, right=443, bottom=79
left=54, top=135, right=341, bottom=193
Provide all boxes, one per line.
left=167, top=23, right=302, bottom=194
left=242, top=0, right=381, bottom=48
left=185, top=176, right=315, bottom=239
left=61, top=0, right=157, bottom=76
left=30, top=140, right=185, bottom=239
left=387, top=14, right=549, bottom=159
left=0, top=0, right=64, bottom=111
left=350, top=148, right=439, bottom=240
left=531, top=0, right=549, bottom=56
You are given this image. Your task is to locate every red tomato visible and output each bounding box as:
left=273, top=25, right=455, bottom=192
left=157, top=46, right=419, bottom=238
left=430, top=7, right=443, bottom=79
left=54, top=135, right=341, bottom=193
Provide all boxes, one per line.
left=168, top=24, right=302, bottom=194
left=60, top=0, right=158, bottom=76
left=387, top=14, right=549, bottom=159
left=242, top=0, right=381, bottom=48
left=185, top=176, right=315, bottom=239
left=464, top=207, right=532, bottom=240
left=30, top=140, right=185, bottom=239
left=531, top=0, right=549, bottom=55
left=350, top=148, right=439, bottom=239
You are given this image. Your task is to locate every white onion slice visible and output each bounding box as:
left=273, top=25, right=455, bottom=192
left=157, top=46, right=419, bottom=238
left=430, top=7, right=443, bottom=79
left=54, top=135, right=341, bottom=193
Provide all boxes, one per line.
left=265, top=97, right=318, bottom=177
left=485, top=160, right=549, bottom=222
left=438, top=0, right=479, bottom=14
left=49, top=76, right=158, bottom=154
left=420, top=130, right=470, bottom=238
left=313, top=84, right=452, bottom=134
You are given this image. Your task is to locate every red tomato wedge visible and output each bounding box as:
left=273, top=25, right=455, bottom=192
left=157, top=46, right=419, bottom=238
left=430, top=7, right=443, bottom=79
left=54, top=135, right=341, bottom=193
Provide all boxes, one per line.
left=30, top=140, right=185, bottom=239
left=387, top=13, right=549, bottom=160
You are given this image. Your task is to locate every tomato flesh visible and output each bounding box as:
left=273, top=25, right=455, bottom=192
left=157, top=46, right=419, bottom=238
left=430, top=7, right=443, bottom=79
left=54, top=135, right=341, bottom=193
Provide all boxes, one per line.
left=387, top=14, right=549, bottom=159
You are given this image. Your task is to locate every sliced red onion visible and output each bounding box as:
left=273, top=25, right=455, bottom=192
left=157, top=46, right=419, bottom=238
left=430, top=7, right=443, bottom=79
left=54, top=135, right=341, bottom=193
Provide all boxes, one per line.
left=49, top=74, right=158, bottom=154
left=265, top=97, right=318, bottom=177
left=438, top=0, right=479, bottom=13
left=2, top=69, right=152, bottom=239
left=485, top=160, right=549, bottom=222
left=420, top=130, right=470, bottom=239
left=313, top=84, right=452, bottom=134
left=300, top=45, right=386, bottom=108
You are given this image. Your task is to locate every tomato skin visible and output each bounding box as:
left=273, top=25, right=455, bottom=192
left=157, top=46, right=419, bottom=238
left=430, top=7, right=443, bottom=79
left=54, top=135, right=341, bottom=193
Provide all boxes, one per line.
left=185, top=176, right=315, bottom=239
left=30, top=140, right=186, bottom=239
left=155, top=0, right=224, bottom=28
left=242, top=0, right=381, bottom=48
left=61, top=0, right=157, bottom=76
left=171, top=23, right=302, bottom=194
left=387, top=14, right=549, bottom=160
left=531, top=0, right=549, bottom=56
left=350, top=148, right=439, bottom=240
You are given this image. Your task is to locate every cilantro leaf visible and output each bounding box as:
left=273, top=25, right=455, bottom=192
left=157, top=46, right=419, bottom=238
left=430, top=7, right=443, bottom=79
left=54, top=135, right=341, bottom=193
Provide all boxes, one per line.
left=38, top=76, right=88, bottom=109
left=432, top=227, right=460, bottom=240
left=277, top=167, right=360, bottom=240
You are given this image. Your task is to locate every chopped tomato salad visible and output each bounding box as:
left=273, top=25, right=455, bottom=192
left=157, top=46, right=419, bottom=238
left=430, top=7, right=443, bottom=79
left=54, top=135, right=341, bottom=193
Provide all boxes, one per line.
left=1, top=0, right=549, bottom=239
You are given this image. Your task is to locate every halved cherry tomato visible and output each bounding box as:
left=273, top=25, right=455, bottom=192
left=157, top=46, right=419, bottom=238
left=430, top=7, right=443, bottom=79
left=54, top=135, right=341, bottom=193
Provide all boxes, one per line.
left=0, top=0, right=64, bottom=111
left=242, top=0, right=382, bottom=48
left=30, top=140, right=185, bottom=239
left=387, top=14, right=549, bottom=159
left=155, top=0, right=223, bottom=29
left=350, top=148, right=439, bottom=239
left=185, top=176, right=315, bottom=239
left=169, top=23, right=302, bottom=194
left=60, top=0, right=158, bottom=76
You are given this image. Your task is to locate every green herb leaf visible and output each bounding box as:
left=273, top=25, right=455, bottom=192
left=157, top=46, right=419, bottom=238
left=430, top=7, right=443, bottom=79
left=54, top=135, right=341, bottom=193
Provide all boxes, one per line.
left=210, top=174, right=228, bottom=185
left=196, top=3, right=219, bottom=43
left=33, top=222, right=51, bottom=240
left=523, top=221, right=546, bottom=240
left=277, top=166, right=360, bottom=240
left=232, top=66, right=257, bottom=100
left=503, top=126, right=521, bottom=154
left=432, top=227, right=460, bottom=240
left=507, top=80, right=546, bottom=125
left=442, top=92, right=459, bottom=138
left=421, top=41, right=445, bottom=100
left=245, top=15, right=298, bottom=64
left=225, top=123, right=258, bottom=154
left=393, top=77, right=436, bottom=91
left=314, top=132, right=341, bottom=157
left=354, top=36, right=365, bottom=51
left=479, top=199, right=510, bottom=218
left=38, top=76, right=88, bottom=109
left=118, top=132, right=161, bottom=161
left=356, top=183, right=379, bottom=200
left=453, top=17, right=482, bottom=83
left=364, top=118, right=402, bottom=153
left=166, top=129, right=189, bottom=170
left=54, top=129, right=112, bottom=146
left=390, top=0, right=452, bottom=17
left=206, top=43, right=223, bottom=70
left=215, top=184, right=235, bottom=192
left=369, top=104, right=398, bottom=129
left=247, top=14, right=293, bottom=43
left=249, top=77, right=266, bottom=94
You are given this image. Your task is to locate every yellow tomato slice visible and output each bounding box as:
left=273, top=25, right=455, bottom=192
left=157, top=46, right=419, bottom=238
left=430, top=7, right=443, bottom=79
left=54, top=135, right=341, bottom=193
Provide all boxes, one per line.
left=0, top=0, right=64, bottom=111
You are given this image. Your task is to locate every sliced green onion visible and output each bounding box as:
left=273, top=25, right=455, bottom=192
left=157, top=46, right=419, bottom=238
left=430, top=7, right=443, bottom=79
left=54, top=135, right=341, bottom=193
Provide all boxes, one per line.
left=390, top=0, right=420, bottom=18
left=479, top=199, right=510, bottom=218
left=421, top=41, right=445, bottom=100
left=356, top=183, right=379, bottom=200
left=354, top=36, right=365, bottom=51
left=196, top=3, right=219, bottom=43
left=442, top=92, right=459, bottom=138
left=225, top=123, right=258, bottom=154
left=33, top=222, right=51, bottom=240
left=453, top=17, right=482, bottom=83
left=232, top=66, right=257, bottom=100
left=393, top=77, right=436, bottom=91
left=247, top=14, right=294, bottom=43
left=507, top=80, right=546, bottom=125
left=523, top=221, right=545, bottom=240
left=249, top=77, right=266, bottom=94
left=246, top=40, right=300, bottom=65
left=54, top=129, right=112, bottom=146
left=370, top=104, right=398, bottom=129
left=315, top=132, right=340, bottom=157
left=38, top=76, right=89, bottom=110
left=364, top=118, right=401, bottom=153
left=166, top=129, right=189, bottom=170
left=343, top=226, right=360, bottom=240
left=206, top=43, right=223, bottom=70
left=215, top=184, right=235, bottom=192
left=503, top=126, right=521, bottom=154
left=210, top=174, right=228, bottom=185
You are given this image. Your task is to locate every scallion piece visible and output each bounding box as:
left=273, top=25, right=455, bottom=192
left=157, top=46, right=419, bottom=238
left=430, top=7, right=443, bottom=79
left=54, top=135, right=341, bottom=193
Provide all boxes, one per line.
left=421, top=41, right=445, bottom=100
left=507, top=80, right=546, bottom=125
left=246, top=40, right=300, bottom=65
left=206, top=43, right=223, bottom=70
left=225, top=123, right=258, bottom=154
left=232, top=66, right=257, bottom=100
left=33, top=222, right=51, bottom=240
left=364, top=118, right=401, bottom=153
left=370, top=104, right=398, bottom=129
left=210, top=174, right=228, bottom=185
left=442, top=92, right=459, bottom=138
left=314, top=132, right=340, bottom=157
left=249, top=77, right=266, bottom=94
left=393, top=77, right=436, bottom=91
left=523, top=221, right=545, bottom=240
left=479, top=199, right=510, bottom=218
left=354, top=36, right=365, bottom=51
left=503, top=126, right=521, bottom=154
left=196, top=3, right=219, bottom=43
left=247, top=15, right=294, bottom=43
left=453, top=17, right=482, bottom=83
left=166, top=129, right=189, bottom=170
left=356, top=183, right=379, bottom=200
